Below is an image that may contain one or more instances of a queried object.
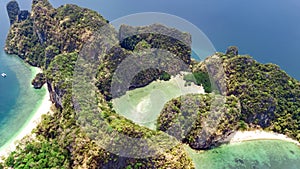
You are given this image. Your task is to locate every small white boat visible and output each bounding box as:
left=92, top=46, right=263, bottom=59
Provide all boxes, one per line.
left=1, top=73, right=7, bottom=78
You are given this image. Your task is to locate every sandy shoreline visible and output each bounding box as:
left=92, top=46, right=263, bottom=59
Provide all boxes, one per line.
left=0, top=68, right=52, bottom=160
left=225, top=130, right=300, bottom=146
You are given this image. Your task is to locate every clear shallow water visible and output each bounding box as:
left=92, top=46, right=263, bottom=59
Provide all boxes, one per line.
left=0, top=51, right=46, bottom=147
left=112, top=73, right=300, bottom=169
left=186, top=140, right=300, bottom=169
left=0, top=1, right=299, bottom=167
left=112, top=75, right=203, bottom=129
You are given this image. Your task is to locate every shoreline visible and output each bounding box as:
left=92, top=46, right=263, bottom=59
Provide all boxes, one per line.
left=0, top=67, right=52, bottom=160
left=224, top=130, right=300, bottom=146
left=112, top=72, right=205, bottom=130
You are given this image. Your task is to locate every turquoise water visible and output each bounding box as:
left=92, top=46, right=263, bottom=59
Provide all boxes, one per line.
left=186, top=140, right=300, bottom=169
left=0, top=0, right=299, bottom=168
left=112, top=75, right=300, bottom=168
left=0, top=51, right=46, bottom=147
left=112, top=75, right=202, bottom=130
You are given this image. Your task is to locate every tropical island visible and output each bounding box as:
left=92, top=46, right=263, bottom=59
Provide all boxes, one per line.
left=1, top=0, right=299, bottom=168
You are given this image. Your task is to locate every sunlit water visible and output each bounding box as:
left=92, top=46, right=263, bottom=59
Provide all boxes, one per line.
left=186, top=140, right=300, bottom=169
left=112, top=72, right=300, bottom=169
left=112, top=74, right=204, bottom=129
left=0, top=51, right=46, bottom=148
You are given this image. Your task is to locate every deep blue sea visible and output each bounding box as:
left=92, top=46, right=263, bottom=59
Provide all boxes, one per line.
left=1, top=0, right=299, bottom=79
left=0, top=0, right=299, bottom=168
left=50, top=0, right=299, bottom=80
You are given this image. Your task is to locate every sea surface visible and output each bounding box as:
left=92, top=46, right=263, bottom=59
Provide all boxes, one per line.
left=47, top=0, right=300, bottom=80
left=186, top=140, right=300, bottom=169
left=115, top=75, right=300, bottom=169
left=1, top=0, right=299, bottom=79
left=0, top=51, right=46, bottom=148
left=0, top=0, right=299, bottom=168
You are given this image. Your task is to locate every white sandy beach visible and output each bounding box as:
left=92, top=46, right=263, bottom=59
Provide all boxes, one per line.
left=226, top=130, right=300, bottom=146
left=0, top=68, right=52, bottom=160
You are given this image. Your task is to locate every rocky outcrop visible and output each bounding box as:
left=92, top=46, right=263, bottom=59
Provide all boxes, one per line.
left=6, top=0, right=20, bottom=25
left=47, top=81, right=63, bottom=109
left=225, top=46, right=239, bottom=56
left=18, top=10, right=30, bottom=22
left=96, top=24, right=193, bottom=100
left=158, top=94, right=241, bottom=150
left=4, top=0, right=196, bottom=168
left=4, top=0, right=300, bottom=168
left=7, top=1, right=30, bottom=25
left=5, top=19, right=45, bottom=67
left=119, top=24, right=192, bottom=64
left=45, top=45, right=59, bottom=68
left=5, top=0, right=108, bottom=108
left=31, top=73, right=46, bottom=89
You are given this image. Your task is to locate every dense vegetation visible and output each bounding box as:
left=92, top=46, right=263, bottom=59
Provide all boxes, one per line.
left=158, top=94, right=241, bottom=150
left=183, top=72, right=212, bottom=93
left=5, top=0, right=108, bottom=68
left=96, top=26, right=192, bottom=100
left=5, top=19, right=45, bottom=66
left=6, top=0, right=20, bottom=25
left=119, top=24, right=192, bottom=64
left=3, top=0, right=195, bottom=168
left=157, top=52, right=300, bottom=150
left=4, top=137, right=70, bottom=169
left=31, top=72, right=46, bottom=89
left=3, top=0, right=300, bottom=168
left=221, top=54, right=300, bottom=140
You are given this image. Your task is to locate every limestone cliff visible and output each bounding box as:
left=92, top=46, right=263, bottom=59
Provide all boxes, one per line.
left=5, top=0, right=108, bottom=107
left=6, top=0, right=20, bottom=25
left=4, top=0, right=195, bottom=168
left=4, top=0, right=300, bottom=168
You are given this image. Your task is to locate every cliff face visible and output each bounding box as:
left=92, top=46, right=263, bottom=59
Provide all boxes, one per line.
left=119, top=24, right=192, bottom=64
left=222, top=54, right=300, bottom=136
left=158, top=94, right=241, bottom=150
left=96, top=24, right=192, bottom=100
left=98, top=46, right=300, bottom=153
left=5, top=1, right=45, bottom=67
left=5, top=0, right=108, bottom=107
left=4, top=0, right=195, bottom=168
left=6, top=0, right=20, bottom=25
left=6, top=0, right=30, bottom=25
left=157, top=52, right=300, bottom=150
left=4, top=0, right=300, bottom=168
left=6, top=0, right=193, bottom=112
